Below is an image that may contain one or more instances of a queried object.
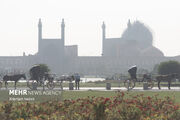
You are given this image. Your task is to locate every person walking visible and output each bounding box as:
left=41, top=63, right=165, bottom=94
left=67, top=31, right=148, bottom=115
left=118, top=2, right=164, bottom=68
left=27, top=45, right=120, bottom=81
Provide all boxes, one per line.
left=74, top=73, right=80, bottom=90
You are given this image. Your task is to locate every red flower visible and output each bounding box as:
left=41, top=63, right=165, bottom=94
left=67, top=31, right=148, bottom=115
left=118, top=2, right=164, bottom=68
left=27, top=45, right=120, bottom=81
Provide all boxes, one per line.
left=104, top=98, right=110, bottom=103
left=173, top=105, right=179, bottom=110
left=147, top=96, right=151, bottom=100
left=121, top=92, right=125, bottom=97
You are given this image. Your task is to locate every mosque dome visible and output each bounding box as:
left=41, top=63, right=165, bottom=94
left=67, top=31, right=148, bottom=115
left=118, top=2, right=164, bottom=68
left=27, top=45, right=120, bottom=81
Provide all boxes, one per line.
left=118, top=40, right=142, bottom=57
left=121, top=20, right=153, bottom=49
left=141, top=46, right=164, bottom=57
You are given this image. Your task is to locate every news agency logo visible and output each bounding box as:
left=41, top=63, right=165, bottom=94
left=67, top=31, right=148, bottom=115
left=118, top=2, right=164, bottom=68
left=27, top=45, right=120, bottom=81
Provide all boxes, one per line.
left=8, top=89, right=62, bottom=101
left=9, top=89, right=62, bottom=96
left=9, top=90, right=28, bottom=95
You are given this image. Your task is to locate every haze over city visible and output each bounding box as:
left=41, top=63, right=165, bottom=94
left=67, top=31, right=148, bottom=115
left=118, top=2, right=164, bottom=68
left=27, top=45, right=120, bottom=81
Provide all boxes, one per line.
left=0, top=0, right=180, bottom=57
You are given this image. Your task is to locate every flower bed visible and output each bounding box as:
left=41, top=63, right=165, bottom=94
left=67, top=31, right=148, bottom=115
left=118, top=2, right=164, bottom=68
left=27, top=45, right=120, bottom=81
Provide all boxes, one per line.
left=0, top=91, right=179, bottom=120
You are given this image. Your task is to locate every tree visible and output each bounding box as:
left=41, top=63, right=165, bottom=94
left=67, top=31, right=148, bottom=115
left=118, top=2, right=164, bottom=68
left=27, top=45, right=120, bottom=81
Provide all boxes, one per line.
left=39, top=64, right=50, bottom=74
left=157, top=60, right=180, bottom=75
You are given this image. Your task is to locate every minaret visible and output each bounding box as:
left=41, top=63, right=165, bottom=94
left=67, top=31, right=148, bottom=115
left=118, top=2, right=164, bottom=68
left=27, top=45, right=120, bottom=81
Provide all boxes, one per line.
left=128, top=19, right=131, bottom=28
left=61, top=19, right=65, bottom=47
left=38, top=18, right=42, bottom=53
left=102, top=21, right=106, bottom=56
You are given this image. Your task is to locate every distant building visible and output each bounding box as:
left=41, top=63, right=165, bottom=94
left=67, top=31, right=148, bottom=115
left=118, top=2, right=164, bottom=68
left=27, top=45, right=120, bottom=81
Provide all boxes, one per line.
left=0, top=19, right=180, bottom=76
left=102, top=20, right=164, bottom=57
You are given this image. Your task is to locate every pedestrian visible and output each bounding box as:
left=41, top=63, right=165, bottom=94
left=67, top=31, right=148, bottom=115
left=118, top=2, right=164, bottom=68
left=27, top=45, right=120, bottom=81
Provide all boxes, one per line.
left=74, top=73, right=80, bottom=90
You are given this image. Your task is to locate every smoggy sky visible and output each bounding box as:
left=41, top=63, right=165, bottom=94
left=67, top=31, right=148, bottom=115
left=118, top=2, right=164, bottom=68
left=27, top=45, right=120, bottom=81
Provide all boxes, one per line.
left=0, top=0, right=180, bottom=57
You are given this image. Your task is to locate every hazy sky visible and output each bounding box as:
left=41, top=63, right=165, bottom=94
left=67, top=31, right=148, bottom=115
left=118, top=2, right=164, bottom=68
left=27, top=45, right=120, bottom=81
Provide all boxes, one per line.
left=0, top=0, right=180, bottom=57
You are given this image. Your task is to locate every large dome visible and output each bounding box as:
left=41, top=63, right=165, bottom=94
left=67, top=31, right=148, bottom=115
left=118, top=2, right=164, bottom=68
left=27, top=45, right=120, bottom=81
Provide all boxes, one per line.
left=121, top=20, right=153, bottom=49
left=141, top=46, right=164, bottom=57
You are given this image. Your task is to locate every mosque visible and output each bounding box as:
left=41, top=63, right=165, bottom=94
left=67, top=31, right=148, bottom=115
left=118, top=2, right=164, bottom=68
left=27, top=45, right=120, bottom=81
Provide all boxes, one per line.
left=102, top=20, right=164, bottom=57
left=0, top=19, right=179, bottom=76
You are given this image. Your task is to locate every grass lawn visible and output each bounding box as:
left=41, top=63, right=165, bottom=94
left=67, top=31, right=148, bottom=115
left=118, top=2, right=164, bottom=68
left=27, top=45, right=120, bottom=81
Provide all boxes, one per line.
left=62, top=90, right=180, bottom=103
left=0, top=89, right=180, bottom=103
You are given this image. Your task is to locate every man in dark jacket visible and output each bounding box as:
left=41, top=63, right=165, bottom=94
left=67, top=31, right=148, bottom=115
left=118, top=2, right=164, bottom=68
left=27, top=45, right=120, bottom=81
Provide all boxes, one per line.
left=74, top=73, right=80, bottom=90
